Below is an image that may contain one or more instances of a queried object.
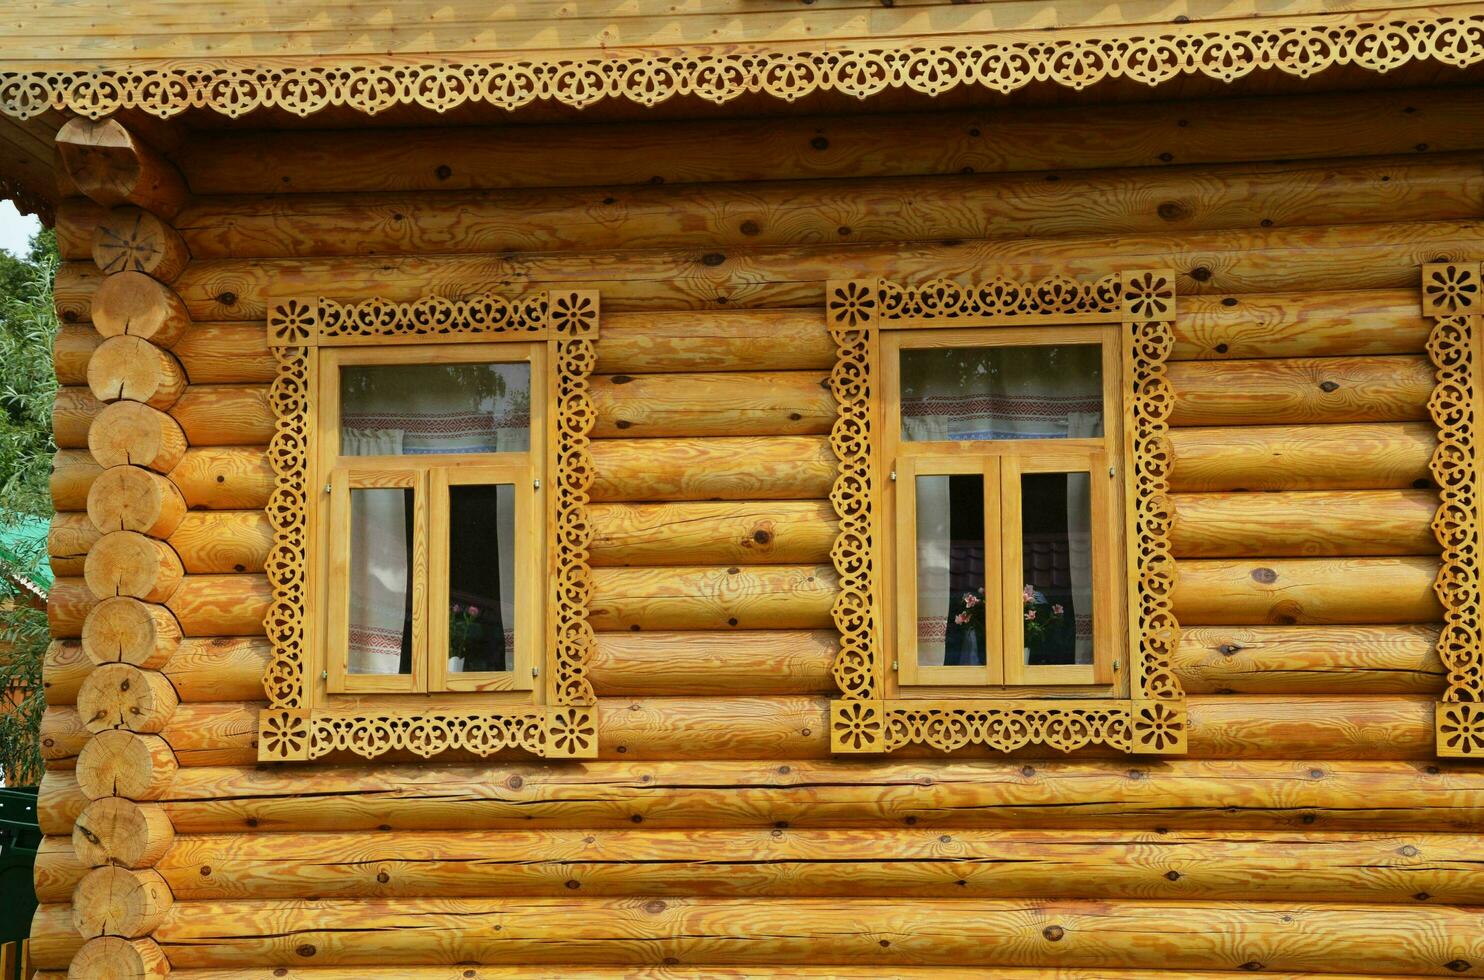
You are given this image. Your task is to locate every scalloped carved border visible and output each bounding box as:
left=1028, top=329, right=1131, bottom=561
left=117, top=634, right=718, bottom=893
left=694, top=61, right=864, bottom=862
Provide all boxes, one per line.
left=1422, top=262, right=1484, bottom=757
left=825, top=272, right=1186, bottom=755
left=3, top=12, right=1484, bottom=120
left=259, top=290, right=598, bottom=762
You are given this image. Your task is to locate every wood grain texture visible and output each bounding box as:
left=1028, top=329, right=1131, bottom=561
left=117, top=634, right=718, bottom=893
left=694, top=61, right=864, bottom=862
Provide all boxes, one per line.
left=170, top=385, right=273, bottom=446
left=164, top=574, right=270, bottom=637
left=48, top=511, right=99, bottom=577
left=1167, top=423, right=1436, bottom=492
left=54, top=322, right=102, bottom=384
left=169, top=323, right=275, bottom=383
left=87, top=464, right=187, bottom=538
left=590, top=565, right=838, bottom=631
left=596, top=310, right=834, bottom=374
left=589, top=370, right=834, bottom=438
left=589, top=501, right=836, bottom=566
left=1169, top=490, right=1439, bottom=557
left=167, top=510, right=272, bottom=574
left=87, top=335, right=187, bottom=409
left=1166, top=355, right=1434, bottom=426
left=47, top=634, right=269, bottom=705
left=588, top=630, right=837, bottom=696
left=1172, top=557, right=1444, bottom=625
left=88, top=400, right=187, bottom=473
left=1172, top=289, right=1430, bottom=360
left=591, top=436, right=835, bottom=502
left=167, top=447, right=274, bottom=510
left=52, top=384, right=103, bottom=448
left=1174, top=625, right=1445, bottom=694
left=91, top=206, right=190, bottom=283
left=51, top=449, right=103, bottom=511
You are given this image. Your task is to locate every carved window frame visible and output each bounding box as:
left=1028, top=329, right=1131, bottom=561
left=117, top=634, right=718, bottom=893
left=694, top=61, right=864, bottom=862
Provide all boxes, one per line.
left=1421, top=263, right=1484, bottom=757
left=826, top=272, right=1187, bottom=755
left=256, top=291, right=599, bottom=761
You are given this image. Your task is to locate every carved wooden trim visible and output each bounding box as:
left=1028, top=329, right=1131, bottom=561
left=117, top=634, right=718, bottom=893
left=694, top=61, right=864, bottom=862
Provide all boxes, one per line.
left=1422, top=262, right=1484, bottom=757
left=259, top=290, right=599, bottom=762
left=826, top=272, right=1186, bottom=755
left=4, top=12, right=1484, bottom=120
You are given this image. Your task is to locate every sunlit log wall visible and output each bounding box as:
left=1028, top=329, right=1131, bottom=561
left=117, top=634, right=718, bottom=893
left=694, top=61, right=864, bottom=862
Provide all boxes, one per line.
left=35, top=85, right=1484, bottom=977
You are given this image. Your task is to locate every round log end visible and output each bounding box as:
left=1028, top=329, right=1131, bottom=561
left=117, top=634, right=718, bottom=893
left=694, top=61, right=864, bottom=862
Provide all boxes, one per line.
left=92, top=207, right=190, bottom=283
left=72, top=866, right=173, bottom=939
left=87, top=466, right=187, bottom=538
left=87, top=336, right=187, bottom=410
left=83, top=596, right=182, bottom=669
left=87, top=401, right=188, bottom=473
left=91, top=271, right=191, bottom=348
left=84, top=531, right=184, bottom=603
left=76, top=664, right=179, bottom=735
left=72, top=798, right=175, bottom=869
left=67, top=935, right=170, bottom=980
left=76, top=730, right=177, bottom=801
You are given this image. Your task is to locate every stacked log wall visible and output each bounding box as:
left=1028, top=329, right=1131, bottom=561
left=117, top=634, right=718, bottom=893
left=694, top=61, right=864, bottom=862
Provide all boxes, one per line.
left=33, top=86, right=1484, bottom=977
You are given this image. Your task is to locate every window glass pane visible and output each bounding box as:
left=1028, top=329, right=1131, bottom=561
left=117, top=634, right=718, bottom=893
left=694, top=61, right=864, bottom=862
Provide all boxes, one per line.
left=1020, top=472, right=1093, bottom=667
left=900, top=344, right=1102, bottom=442
left=340, top=362, right=530, bottom=456
left=347, top=487, right=414, bottom=675
left=915, top=473, right=987, bottom=668
left=446, top=483, right=517, bottom=675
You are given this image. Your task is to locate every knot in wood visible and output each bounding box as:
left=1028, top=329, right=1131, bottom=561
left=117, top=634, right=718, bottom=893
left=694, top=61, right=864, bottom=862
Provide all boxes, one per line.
left=1042, top=926, right=1065, bottom=942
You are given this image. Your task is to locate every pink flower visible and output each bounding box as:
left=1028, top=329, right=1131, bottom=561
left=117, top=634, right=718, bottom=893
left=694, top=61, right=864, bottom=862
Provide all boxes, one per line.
left=954, top=612, right=968, bottom=625
left=467, top=605, right=481, bottom=618
left=1025, top=609, right=1037, bottom=621
left=452, top=602, right=463, bottom=614
left=963, top=593, right=979, bottom=608
left=1052, top=604, right=1064, bottom=616
left=1022, top=584, right=1035, bottom=603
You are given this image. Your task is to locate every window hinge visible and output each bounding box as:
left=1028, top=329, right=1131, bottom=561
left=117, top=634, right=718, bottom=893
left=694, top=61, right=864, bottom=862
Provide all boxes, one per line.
left=1112, top=659, right=1121, bottom=672
left=1108, top=465, right=1116, bottom=478
left=531, top=667, right=540, bottom=677
left=891, top=660, right=899, bottom=671
left=889, top=470, right=897, bottom=481
left=534, top=478, right=541, bottom=490
left=321, top=669, right=328, bottom=681
left=323, top=483, right=332, bottom=494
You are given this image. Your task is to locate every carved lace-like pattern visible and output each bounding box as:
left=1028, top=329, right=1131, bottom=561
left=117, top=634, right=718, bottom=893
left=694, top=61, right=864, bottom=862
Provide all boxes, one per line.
left=4, top=14, right=1484, bottom=120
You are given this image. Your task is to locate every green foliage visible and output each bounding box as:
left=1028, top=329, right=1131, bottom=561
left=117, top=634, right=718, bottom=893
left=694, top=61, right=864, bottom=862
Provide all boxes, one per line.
left=0, top=225, right=57, bottom=786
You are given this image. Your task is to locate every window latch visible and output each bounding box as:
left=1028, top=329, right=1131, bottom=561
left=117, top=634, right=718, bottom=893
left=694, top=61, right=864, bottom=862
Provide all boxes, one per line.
left=534, top=478, right=541, bottom=490
left=889, top=470, right=897, bottom=481
left=323, top=483, right=332, bottom=494
left=531, top=667, right=540, bottom=677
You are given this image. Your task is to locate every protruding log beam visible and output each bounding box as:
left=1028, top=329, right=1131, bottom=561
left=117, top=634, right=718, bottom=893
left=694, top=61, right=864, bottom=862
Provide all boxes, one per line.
left=72, top=866, right=173, bottom=938
left=591, top=436, right=835, bottom=502
left=33, top=834, right=86, bottom=901
left=77, top=730, right=177, bottom=800
left=48, top=511, right=99, bottom=577
left=54, top=322, right=102, bottom=384
left=167, top=510, right=272, bottom=574
left=83, top=596, right=183, bottom=669
left=38, top=771, right=86, bottom=836
left=597, top=311, right=834, bottom=374
left=92, top=270, right=192, bottom=348
left=51, top=449, right=103, bottom=511
left=73, top=798, right=175, bottom=869
left=43, top=639, right=88, bottom=703
left=92, top=206, right=191, bottom=282
left=590, top=370, right=834, bottom=438
left=84, top=531, right=184, bottom=603
left=47, top=576, right=97, bottom=638
left=88, top=401, right=188, bottom=473
left=26, top=903, right=82, bottom=971
left=589, top=501, right=836, bottom=567
left=590, top=565, right=837, bottom=631
left=1167, top=355, right=1433, bottom=426
left=589, top=630, right=837, bottom=696
left=165, top=574, right=271, bottom=637
left=1172, top=557, right=1444, bottom=625
left=169, top=384, right=274, bottom=446
left=87, top=335, right=187, bottom=409
left=47, top=703, right=261, bottom=770
left=168, top=446, right=274, bottom=510
left=1167, top=423, right=1435, bottom=492
left=1172, top=289, right=1430, bottom=360
left=169, top=322, right=276, bottom=383
left=50, top=635, right=268, bottom=704
left=53, top=385, right=104, bottom=448
left=87, top=465, right=186, bottom=538
left=56, top=116, right=188, bottom=218
left=65, top=935, right=169, bottom=980
left=1169, top=490, right=1439, bottom=558
left=76, top=663, right=180, bottom=734
left=1174, top=625, right=1445, bottom=695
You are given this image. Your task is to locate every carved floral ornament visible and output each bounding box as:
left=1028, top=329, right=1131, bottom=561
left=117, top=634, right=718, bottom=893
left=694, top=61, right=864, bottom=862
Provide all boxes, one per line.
left=259, top=290, right=599, bottom=762
left=1420, top=262, right=1484, bottom=758
left=824, top=272, right=1187, bottom=756
left=4, top=13, right=1484, bottom=120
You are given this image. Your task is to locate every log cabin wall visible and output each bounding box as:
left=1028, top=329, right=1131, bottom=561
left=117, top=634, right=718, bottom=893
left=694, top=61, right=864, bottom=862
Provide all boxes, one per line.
left=31, top=85, right=1484, bottom=975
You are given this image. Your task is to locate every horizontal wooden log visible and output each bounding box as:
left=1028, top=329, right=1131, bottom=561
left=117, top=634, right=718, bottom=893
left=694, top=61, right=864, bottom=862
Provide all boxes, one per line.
left=167, top=510, right=272, bottom=574
left=47, top=576, right=96, bottom=638
left=91, top=270, right=192, bottom=348
left=596, top=311, right=835, bottom=374
left=76, top=730, right=177, bottom=801
left=168, top=446, right=274, bottom=510
left=48, top=511, right=98, bottom=577
left=590, top=370, right=833, bottom=438
left=73, top=866, right=172, bottom=938
left=155, top=757, right=1484, bottom=833
left=148, top=896, right=1484, bottom=972
left=57, top=219, right=1484, bottom=323
left=82, top=596, right=182, bottom=669
left=49, top=634, right=268, bottom=704
left=1169, top=490, right=1439, bottom=557
left=26, top=903, right=81, bottom=971
left=1166, top=355, right=1434, bottom=426
left=589, top=630, right=837, bottom=697
left=51, top=449, right=103, bottom=511
left=38, top=771, right=86, bottom=836
left=589, top=501, right=836, bottom=566
left=169, top=322, right=276, bottom=383
left=166, top=575, right=271, bottom=637
left=1172, top=557, right=1444, bottom=625
left=590, top=566, right=837, bottom=631
left=53, top=384, right=103, bottom=448
left=87, top=464, right=187, bottom=538
left=176, top=87, right=1484, bottom=194
left=77, top=663, right=179, bottom=734
left=84, top=530, right=183, bottom=602
left=1182, top=696, right=1434, bottom=760
left=54, top=322, right=101, bottom=384
left=1167, top=423, right=1436, bottom=492
left=1172, top=289, right=1430, bottom=360
left=168, top=154, right=1484, bottom=259
left=591, top=436, right=835, bottom=502
left=47, top=702, right=260, bottom=769
left=1174, top=625, right=1446, bottom=695
left=56, top=116, right=188, bottom=219
left=73, top=797, right=175, bottom=869
left=87, top=335, right=187, bottom=409
left=33, top=835, right=84, bottom=902
left=147, top=827, right=1484, bottom=905
left=91, top=968, right=1440, bottom=980
left=88, top=400, right=188, bottom=473
left=92, top=206, right=190, bottom=283
left=170, top=384, right=274, bottom=446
